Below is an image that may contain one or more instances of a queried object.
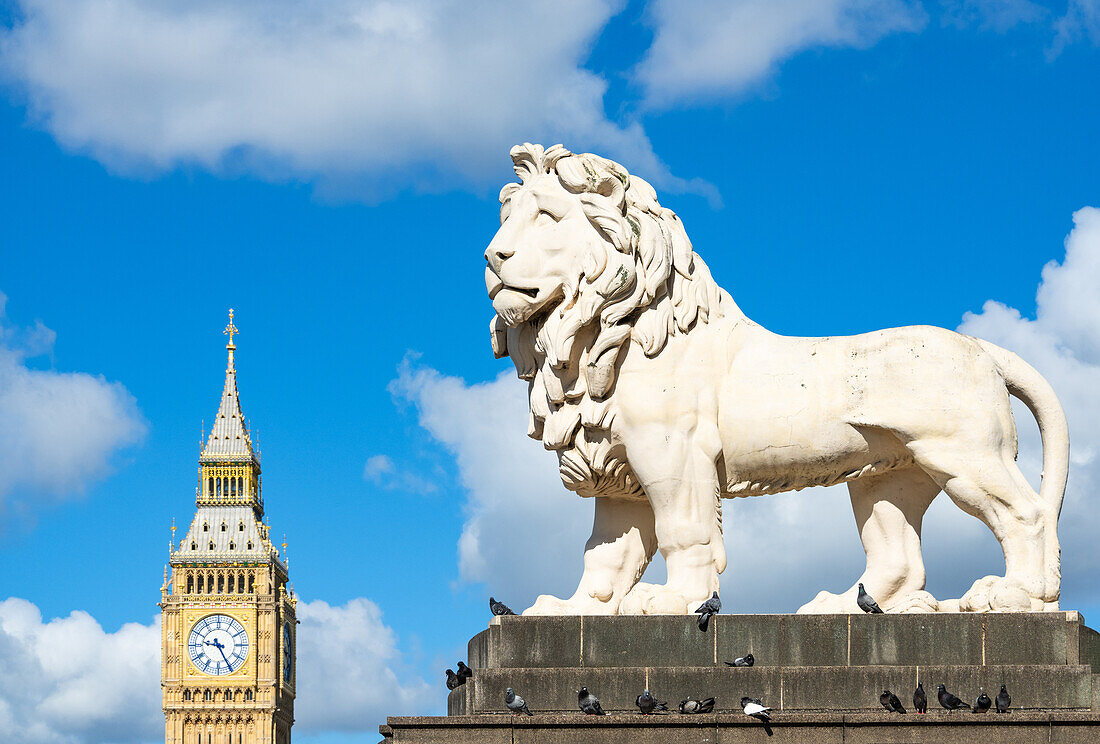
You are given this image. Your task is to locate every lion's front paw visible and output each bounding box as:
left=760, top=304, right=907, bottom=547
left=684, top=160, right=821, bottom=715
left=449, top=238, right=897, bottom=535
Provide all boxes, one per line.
left=797, top=589, right=859, bottom=614
left=619, top=583, right=693, bottom=615
left=522, top=593, right=618, bottom=616
left=959, top=575, right=1033, bottom=612
left=889, top=590, right=940, bottom=614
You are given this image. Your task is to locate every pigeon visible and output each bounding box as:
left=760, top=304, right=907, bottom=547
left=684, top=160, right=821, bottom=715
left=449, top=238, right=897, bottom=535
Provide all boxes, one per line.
left=741, top=697, right=773, bottom=736
left=680, top=697, right=716, bottom=714
left=635, top=689, right=668, bottom=715
left=445, top=669, right=463, bottom=690
left=578, top=687, right=606, bottom=715
left=880, top=689, right=906, bottom=714
left=913, top=683, right=927, bottom=714
left=504, top=687, right=532, bottom=716
left=995, top=684, right=1011, bottom=713
left=456, top=661, right=473, bottom=680
left=937, top=683, right=971, bottom=710
left=856, top=583, right=884, bottom=614
left=489, top=597, right=516, bottom=616
left=974, top=689, right=992, bottom=713
left=725, top=653, right=755, bottom=667
left=695, top=592, right=721, bottom=631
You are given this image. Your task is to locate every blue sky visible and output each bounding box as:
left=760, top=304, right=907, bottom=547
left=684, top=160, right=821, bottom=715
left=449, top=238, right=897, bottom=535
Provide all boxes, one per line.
left=1, top=1, right=1099, bottom=742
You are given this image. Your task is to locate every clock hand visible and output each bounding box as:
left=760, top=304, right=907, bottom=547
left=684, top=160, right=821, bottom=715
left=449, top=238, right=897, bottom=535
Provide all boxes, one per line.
left=205, top=638, right=231, bottom=666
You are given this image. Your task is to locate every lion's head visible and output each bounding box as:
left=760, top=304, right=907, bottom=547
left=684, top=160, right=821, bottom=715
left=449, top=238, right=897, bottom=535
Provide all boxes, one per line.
left=485, top=143, right=730, bottom=497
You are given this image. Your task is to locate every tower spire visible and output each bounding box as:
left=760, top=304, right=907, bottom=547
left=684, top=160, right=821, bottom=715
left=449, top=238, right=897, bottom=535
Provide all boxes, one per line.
left=199, top=309, right=262, bottom=514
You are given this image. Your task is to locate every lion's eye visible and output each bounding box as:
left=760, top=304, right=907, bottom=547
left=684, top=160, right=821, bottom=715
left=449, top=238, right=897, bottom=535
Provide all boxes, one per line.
left=537, top=209, right=560, bottom=224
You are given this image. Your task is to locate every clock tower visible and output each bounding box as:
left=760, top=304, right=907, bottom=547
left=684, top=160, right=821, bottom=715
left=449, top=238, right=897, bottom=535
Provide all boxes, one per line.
left=162, top=311, right=297, bottom=744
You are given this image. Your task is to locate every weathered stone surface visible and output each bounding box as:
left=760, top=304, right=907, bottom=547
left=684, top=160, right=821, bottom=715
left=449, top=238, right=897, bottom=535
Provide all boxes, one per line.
left=713, top=614, right=849, bottom=667
left=512, top=715, right=716, bottom=744
left=466, top=629, right=489, bottom=670
left=841, top=712, right=1052, bottom=744
left=384, top=713, right=1100, bottom=743
left=581, top=616, right=715, bottom=668
left=917, top=664, right=1091, bottom=710
left=849, top=613, right=984, bottom=665
left=645, top=666, right=782, bottom=713
left=470, top=668, right=647, bottom=714
left=985, top=612, right=1068, bottom=665
left=782, top=665, right=919, bottom=710
left=1078, top=626, right=1100, bottom=672
left=488, top=616, right=581, bottom=668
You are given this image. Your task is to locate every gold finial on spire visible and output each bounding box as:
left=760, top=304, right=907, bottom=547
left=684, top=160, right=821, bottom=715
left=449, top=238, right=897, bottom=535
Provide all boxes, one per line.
left=171, top=517, right=176, bottom=539
left=224, top=308, right=238, bottom=347
left=224, top=308, right=238, bottom=368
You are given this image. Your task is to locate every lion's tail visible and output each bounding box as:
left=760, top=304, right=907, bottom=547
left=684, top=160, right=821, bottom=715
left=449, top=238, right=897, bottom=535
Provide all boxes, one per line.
left=977, top=338, right=1068, bottom=599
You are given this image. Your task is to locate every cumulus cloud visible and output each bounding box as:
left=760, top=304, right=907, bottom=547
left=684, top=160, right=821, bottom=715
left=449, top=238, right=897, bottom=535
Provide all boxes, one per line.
left=390, top=364, right=590, bottom=606
left=398, top=208, right=1100, bottom=612
left=294, top=598, right=432, bottom=732
left=634, top=0, right=927, bottom=109
left=959, top=206, right=1100, bottom=604
left=0, top=0, right=709, bottom=200
left=0, top=598, right=162, bottom=744
left=1051, top=0, right=1100, bottom=54
left=0, top=293, right=145, bottom=522
left=0, top=596, right=430, bottom=743
left=941, top=0, right=1047, bottom=32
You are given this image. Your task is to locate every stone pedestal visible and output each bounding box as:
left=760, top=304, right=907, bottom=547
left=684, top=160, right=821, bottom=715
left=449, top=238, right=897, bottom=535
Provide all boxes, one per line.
left=381, top=612, right=1100, bottom=743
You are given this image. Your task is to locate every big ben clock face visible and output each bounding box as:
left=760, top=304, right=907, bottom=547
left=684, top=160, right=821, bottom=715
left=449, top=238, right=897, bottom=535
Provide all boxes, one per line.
left=188, top=615, right=249, bottom=676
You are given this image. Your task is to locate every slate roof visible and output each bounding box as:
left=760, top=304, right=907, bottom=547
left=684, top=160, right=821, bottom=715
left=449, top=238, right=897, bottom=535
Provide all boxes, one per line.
left=201, top=350, right=257, bottom=463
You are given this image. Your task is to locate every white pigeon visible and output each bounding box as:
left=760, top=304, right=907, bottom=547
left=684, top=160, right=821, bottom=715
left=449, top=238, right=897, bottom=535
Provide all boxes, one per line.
left=741, top=696, right=771, bottom=722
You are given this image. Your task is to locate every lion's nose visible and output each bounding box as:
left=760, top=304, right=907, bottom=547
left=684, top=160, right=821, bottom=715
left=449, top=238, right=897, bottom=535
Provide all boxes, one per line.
left=484, top=241, right=514, bottom=270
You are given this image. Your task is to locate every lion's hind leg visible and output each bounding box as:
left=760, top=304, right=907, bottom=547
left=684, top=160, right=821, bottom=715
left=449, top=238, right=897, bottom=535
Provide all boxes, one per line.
left=798, top=468, right=940, bottom=614
left=909, top=439, right=1055, bottom=611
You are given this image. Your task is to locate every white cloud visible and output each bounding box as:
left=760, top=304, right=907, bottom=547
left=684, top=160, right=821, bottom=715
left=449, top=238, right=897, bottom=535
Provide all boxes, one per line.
left=0, top=596, right=431, bottom=743
left=959, top=206, right=1100, bottom=604
left=635, top=0, right=927, bottom=109
left=0, top=598, right=161, bottom=744
left=0, top=294, right=145, bottom=522
left=295, top=598, right=432, bottom=733
left=390, top=364, right=590, bottom=606
left=941, top=0, right=1047, bottom=32
left=1052, top=0, right=1100, bottom=55
left=0, top=0, right=707, bottom=200
left=398, top=208, right=1100, bottom=613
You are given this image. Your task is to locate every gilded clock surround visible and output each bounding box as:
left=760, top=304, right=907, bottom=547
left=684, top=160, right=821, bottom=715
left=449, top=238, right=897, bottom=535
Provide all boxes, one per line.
left=161, top=311, right=297, bottom=744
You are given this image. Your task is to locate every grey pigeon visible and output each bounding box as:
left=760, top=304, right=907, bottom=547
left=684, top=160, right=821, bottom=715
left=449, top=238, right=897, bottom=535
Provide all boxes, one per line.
left=504, top=687, right=532, bottom=716
left=880, top=689, right=906, bottom=713
left=856, top=583, right=884, bottom=614
left=680, top=697, right=716, bottom=714
left=489, top=597, right=516, bottom=616
left=578, top=687, right=605, bottom=715
left=635, top=689, right=668, bottom=715
left=445, top=669, right=462, bottom=690
left=913, top=683, right=927, bottom=714
left=974, top=689, right=992, bottom=713
left=695, top=591, right=721, bottom=631
left=456, top=661, right=472, bottom=680
left=995, top=684, right=1011, bottom=713
left=936, top=683, right=971, bottom=710
left=725, top=653, right=754, bottom=667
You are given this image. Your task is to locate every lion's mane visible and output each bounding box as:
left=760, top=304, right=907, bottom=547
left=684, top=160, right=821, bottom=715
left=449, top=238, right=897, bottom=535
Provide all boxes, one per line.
left=490, top=143, right=731, bottom=499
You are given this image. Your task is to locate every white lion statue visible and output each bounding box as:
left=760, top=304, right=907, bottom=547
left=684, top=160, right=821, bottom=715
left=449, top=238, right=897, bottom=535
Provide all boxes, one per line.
left=485, top=143, right=1068, bottom=615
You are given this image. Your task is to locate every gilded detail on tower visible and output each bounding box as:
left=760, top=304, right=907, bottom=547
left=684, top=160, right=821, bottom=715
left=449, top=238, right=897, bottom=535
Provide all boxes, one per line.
left=161, top=310, right=297, bottom=744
